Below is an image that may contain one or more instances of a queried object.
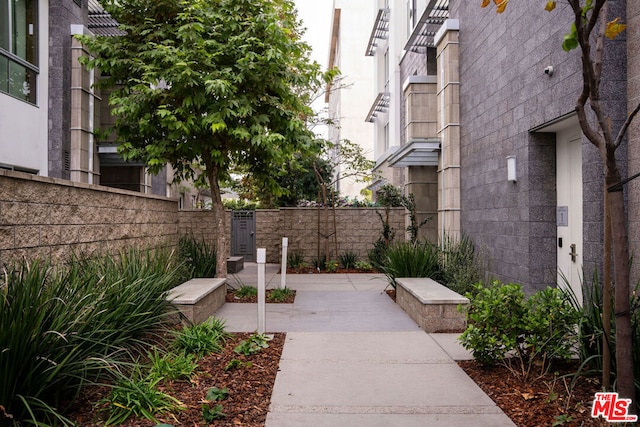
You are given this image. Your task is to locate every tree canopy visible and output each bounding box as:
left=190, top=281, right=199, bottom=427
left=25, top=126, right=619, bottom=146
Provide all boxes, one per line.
left=79, top=0, right=325, bottom=275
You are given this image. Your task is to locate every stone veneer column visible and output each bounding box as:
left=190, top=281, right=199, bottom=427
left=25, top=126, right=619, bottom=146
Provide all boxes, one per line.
left=70, top=35, right=100, bottom=184
left=628, top=2, right=640, bottom=285
left=435, top=20, right=461, bottom=240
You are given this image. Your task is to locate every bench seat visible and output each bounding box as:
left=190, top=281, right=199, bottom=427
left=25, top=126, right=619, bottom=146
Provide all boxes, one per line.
left=395, top=278, right=469, bottom=333
left=167, top=278, right=226, bottom=324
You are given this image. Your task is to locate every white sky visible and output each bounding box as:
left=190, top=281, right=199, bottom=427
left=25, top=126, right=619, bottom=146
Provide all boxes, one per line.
left=294, top=1, right=333, bottom=71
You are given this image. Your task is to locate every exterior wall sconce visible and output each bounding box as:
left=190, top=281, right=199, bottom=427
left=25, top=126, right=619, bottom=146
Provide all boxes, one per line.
left=507, top=156, right=517, bottom=182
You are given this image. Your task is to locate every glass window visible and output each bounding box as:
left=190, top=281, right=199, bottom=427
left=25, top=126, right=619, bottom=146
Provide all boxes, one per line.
left=0, top=0, right=38, bottom=103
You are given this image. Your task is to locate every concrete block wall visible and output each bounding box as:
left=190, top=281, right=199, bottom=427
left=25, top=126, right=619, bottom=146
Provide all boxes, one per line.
left=0, top=170, right=178, bottom=266
left=450, top=1, right=629, bottom=292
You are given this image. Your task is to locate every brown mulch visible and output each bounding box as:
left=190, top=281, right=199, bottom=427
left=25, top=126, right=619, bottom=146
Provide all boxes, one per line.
left=66, top=333, right=285, bottom=427
left=225, top=289, right=296, bottom=303
left=459, top=360, right=607, bottom=426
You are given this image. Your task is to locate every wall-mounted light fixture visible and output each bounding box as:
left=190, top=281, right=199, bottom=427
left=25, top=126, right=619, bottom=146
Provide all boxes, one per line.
left=507, top=156, right=517, bottom=183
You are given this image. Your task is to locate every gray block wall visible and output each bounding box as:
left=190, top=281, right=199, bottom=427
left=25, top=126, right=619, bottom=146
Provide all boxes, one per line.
left=450, top=0, right=628, bottom=292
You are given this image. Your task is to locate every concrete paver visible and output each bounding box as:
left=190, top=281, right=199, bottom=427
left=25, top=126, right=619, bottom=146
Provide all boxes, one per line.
left=214, top=263, right=515, bottom=426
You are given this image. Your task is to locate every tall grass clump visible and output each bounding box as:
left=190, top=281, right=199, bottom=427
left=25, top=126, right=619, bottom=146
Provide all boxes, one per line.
left=0, top=248, right=181, bottom=425
left=381, top=241, right=440, bottom=289
left=179, top=235, right=217, bottom=278
left=564, top=270, right=640, bottom=409
left=438, top=234, right=481, bottom=296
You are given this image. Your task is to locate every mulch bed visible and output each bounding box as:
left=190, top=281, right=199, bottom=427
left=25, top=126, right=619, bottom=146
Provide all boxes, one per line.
left=286, top=267, right=378, bottom=274
left=225, top=289, right=296, bottom=304
left=459, top=360, right=607, bottom=426
left=66, top=332, right=285, bottom=427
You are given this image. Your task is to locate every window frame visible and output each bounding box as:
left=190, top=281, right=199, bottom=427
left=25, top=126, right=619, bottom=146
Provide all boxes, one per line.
left=0, top=0, right=39, bottom=104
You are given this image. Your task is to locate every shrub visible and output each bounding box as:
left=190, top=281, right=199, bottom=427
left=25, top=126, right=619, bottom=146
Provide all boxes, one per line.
left=459, top=281, right=579, bottom=379
left=459, top=282, right=526, bottom=364
left=381, top=241, right=440, bottom=289
left=179, top=235, right=216, bottom=278
left=287, top=251, right=305, bottom=268
left=325, top=260, right=339, bottom=272
left=354, top=260, right=373, bottom=271
left=173, top=318, right=230, bottom=358
left=234, top=333, right=270, bottom=356
left=0, top=249, right=180, bottom=425
left=267, top=287, right=295, bottom=303
left=147, top=348, right=199, bottom=382
left=100, top=368, right=184, bottom=425
left=236, top=285, right=258, bottom=298
left=438, top=234, right=481, bottom=296
left=338, top=251, right=358, bottom=269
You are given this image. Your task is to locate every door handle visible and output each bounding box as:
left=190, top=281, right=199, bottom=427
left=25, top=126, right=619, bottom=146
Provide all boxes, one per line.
left=570, top=244, right=577, bottom=263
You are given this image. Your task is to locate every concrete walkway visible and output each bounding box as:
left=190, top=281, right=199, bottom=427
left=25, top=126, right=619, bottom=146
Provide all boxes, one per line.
left=216, top=264, right=515, bottom=426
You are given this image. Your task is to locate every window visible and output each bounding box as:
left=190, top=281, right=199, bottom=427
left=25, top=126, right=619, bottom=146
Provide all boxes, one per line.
left=0, top=0, right=38, bottom=104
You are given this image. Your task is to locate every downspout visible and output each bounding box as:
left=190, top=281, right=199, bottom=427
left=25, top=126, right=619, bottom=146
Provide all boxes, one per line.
left=439, top=49, right=446, bottom=247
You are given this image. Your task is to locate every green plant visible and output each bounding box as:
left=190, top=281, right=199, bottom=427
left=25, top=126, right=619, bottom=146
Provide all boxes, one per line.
left=338, top=251, right=358, bottom=269
left=524, top=287, right=579, bottom=365
left=381, top=241, right=440, bottom=289
left=287, top=251, right=305, bottom=268
left=325, top=260, right=339, bottom=272
left=459, top=281, right=579, bottom=379
left=172, top=318, right=230, bottom=358
left=205, top=386, right=229, bottom=402
left=0, top=249, right=181, bottom=425
left=354, top=260, right=373, bottom=271
left=438, top=233, right=481, bottom=296
left=202, top=404, right=226, bottom=421
left=459, top=282, right=526, bottom=365
left=201, top=386, right=229, bottom=421
left=224, top=358, right=253, bottom=371
left=147, top=348, right=199, bottom=382
left=101, top=368, right=185, bottom=425
left=179, top=235, right=217, bottom=278
left=236, top=285, right=258, bottom=298
left=267, top=287, right=295, bottom=303
left=311, top=257, right=325, bottom=271
left=401, top=193, right=432, bottom=244
left=234, top=333, right=270, bottom=356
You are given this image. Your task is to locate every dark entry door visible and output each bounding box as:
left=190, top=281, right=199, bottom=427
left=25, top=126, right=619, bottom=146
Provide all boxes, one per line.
left=231, top=210, right=256, bottom=262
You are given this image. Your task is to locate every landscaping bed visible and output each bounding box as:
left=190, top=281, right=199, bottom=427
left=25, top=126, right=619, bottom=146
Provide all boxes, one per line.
left=459, top=360, right=605, bottom=426
left=67, top=332, right=286, bottom=426
left=226, top=288, right=296, bottom=303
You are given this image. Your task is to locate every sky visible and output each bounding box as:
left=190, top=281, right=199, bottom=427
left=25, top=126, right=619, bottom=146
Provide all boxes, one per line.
left=294, top=1, right=333, bottom=71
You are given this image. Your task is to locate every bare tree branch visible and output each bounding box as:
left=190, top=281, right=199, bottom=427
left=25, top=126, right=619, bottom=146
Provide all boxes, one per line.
left=615, top=101, right=640, bottom=148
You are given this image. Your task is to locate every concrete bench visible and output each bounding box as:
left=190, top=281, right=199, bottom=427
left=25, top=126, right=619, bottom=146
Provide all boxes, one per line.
left=167, top=278, right=226, bottom=324
left=395, top=278, right=469, bottom=333
left=227, top=256, right=244, bottom=273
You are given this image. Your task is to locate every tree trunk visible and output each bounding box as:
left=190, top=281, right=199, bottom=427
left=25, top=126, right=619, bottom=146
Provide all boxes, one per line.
left=603, top=187, right=612, bottom=390
left=203, top=154, right=228, bottom=278
left=605, top=163, right=634, bottom=403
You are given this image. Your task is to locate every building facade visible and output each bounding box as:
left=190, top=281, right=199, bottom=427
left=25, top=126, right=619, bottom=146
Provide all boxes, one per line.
left=0, top=0, right=187, bottom=202
left=365, top=0, right=639, bottom=294
left=325, top=0, right=376, bottom=199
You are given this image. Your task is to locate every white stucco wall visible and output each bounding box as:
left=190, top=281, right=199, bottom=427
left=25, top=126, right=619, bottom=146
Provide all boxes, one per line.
left=0, top=0, right=49, bottom=175
left=329, top=0, right=376, bottom=199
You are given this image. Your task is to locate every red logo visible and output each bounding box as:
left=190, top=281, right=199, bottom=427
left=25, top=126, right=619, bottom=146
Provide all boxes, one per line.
left=591, top=392, right=638, bottom=422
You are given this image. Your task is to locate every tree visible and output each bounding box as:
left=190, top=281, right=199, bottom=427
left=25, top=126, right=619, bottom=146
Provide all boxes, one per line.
left=313, top=139, right=376, bottom=263
left=79, top=0, right=323, bottom=276
left=483, top=0, right=638, bottom=406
